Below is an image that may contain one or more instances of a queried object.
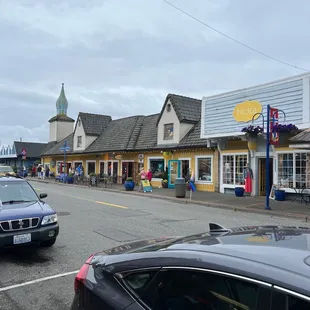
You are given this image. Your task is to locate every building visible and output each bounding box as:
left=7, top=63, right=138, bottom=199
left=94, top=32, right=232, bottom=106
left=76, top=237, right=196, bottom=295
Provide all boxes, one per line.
left=201, top=72, right=310, bottom=196
left=0, top=141, right=47, bottom=170
left=42, top=85, right=216, bottom=191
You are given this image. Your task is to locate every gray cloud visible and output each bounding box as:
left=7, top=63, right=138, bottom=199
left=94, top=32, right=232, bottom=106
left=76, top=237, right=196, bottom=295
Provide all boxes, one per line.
left=0, top=0, right=309, bottom=145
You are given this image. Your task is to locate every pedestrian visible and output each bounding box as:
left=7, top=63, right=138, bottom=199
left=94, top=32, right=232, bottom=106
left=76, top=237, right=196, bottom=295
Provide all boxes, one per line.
left=146, top=169, right=153, bottom=187
left=139, top=167, right=146, bottom=192
left=41, top=166, right=45, bottom=179
left=32, top=165, right=36, bottom=177
left=37, top=165, right=42, bottom=179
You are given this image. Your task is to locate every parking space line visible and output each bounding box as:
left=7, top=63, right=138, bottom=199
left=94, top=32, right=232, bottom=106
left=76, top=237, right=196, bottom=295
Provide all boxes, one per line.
left=0, top=270, right=79, bottom=293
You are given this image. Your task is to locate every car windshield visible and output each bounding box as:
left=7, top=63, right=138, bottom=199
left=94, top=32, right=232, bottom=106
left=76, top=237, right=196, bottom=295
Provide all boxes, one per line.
left=0, top=166, right=13, bottom=172
left=0, top=181, right=38, bottom=205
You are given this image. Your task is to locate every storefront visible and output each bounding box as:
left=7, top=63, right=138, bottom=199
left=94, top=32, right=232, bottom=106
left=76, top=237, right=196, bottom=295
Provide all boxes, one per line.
left=201, top=73, right=310, bottom=196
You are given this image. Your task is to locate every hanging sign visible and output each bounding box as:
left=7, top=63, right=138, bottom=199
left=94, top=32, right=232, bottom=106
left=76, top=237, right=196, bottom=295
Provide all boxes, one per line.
left=270, top=107, right=279, bottom=145
left=232, top=100, right=262, bottom=122
left=20, top=148, right=27, bottom=160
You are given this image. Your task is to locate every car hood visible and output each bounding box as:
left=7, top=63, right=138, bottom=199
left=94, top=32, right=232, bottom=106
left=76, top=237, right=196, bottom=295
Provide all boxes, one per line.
left=0, top=201, right=48, bottom=221
left=97, top=225, right=310, bottom=257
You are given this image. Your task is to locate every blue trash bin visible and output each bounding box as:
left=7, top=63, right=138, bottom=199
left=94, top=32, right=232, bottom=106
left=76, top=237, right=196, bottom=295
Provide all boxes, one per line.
left=275, top=189, right=286, bottom=201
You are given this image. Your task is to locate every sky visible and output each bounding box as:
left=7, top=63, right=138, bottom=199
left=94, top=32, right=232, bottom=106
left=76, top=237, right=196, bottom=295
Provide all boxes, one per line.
left=0, top=0, right=309, bottom=145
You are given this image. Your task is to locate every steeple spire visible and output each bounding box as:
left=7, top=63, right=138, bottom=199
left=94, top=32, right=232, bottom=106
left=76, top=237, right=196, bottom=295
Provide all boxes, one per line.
left=56, top=83, right=68, bottom=115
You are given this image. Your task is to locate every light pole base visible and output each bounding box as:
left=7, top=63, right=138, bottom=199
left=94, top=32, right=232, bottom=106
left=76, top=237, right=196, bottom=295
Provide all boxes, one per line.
left=265, top=206, right=271, bottom=210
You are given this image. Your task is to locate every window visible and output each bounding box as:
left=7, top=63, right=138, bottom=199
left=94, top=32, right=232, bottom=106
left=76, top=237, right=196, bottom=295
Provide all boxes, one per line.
left=196, top=156, right=212, bottom=182
left=149, top=158, right=165, bottom=179
left=222, top=154, right=248, bottom=186
left=77, top=135, right=82, bottom=147
left=78, top=118, right=81, bottom=126
left=140, top=269, right=270, bottom=310
left=278, top=152, right=310, bottom=188
left=99, top=161, right=105, bottom=177
left=271, top=289, right=310, bottom=309
left=74, top=162, right=82, bottom=170
left=87, top=161, right=95, bottom=175
left=164, top=123, right=174, bottom=140
left=166, top=103, right=171, bottom=112
left=0, top=181, right=39, bottom=203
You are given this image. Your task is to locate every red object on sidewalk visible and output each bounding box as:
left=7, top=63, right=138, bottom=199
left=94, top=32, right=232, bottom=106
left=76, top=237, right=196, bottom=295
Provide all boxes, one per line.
left=245, top=175, right=252, bottom=193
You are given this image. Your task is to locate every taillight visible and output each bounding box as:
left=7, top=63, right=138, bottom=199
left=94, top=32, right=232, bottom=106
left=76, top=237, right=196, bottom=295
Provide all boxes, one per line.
left=74, top=254, right=95, bottom=294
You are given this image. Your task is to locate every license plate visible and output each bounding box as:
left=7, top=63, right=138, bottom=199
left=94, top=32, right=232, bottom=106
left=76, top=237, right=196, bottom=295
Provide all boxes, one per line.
left=13, top=233, right=31, bottom=245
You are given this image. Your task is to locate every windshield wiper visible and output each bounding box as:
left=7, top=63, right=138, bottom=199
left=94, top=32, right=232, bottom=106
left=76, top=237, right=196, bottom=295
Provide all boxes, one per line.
left=1, top=200, right=37, bottom=204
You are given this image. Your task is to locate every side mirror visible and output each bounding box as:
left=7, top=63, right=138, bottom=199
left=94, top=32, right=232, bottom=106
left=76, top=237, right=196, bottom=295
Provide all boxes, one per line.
left=39, top=193, right=48, bottom=199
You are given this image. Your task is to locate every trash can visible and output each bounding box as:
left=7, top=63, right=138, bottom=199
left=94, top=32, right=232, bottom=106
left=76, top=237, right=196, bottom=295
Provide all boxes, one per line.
left=175, top=178, right=186, bottom=198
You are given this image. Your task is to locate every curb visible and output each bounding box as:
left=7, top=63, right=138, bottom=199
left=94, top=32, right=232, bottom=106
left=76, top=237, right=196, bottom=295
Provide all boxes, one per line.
left=28, top=178, right=310, bottom=221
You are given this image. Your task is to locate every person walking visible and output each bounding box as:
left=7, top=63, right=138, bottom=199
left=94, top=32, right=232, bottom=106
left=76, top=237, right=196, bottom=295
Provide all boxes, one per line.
left=146, top=169, right=153, bottom=187
left=37, top=165, right=42, bottom=179
left=139, top=167, right=147, bottom=192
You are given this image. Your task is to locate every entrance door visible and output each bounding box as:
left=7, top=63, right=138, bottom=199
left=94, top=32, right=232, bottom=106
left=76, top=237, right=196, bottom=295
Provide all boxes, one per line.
left=168, top=160, right=181, bottom=188
left=122, top=162, right=133, bottom=183
left=259, top=158, right=273, bottom=196
left=180, top=160, right=190, bottom=180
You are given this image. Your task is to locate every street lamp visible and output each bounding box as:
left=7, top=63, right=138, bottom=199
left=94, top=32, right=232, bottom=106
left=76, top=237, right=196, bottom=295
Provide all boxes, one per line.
left=251, top=105, right=286, bottom=210
left=59, top=140, right=70, bottom=174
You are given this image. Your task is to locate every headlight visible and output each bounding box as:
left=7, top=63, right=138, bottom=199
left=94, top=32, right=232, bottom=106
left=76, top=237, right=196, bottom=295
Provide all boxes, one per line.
left=41, top=214, right=58, bottom=225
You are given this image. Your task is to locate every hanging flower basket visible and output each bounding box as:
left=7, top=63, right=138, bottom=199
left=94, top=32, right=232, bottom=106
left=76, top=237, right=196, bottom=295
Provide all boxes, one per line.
left=272, top=124, right=299, bottom=145
left=241, top=125, right=263, bottom=151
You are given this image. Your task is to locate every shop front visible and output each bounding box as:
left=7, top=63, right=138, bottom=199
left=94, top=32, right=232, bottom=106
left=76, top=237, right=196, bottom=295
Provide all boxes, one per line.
left=202, top=73, right=310, bottom=196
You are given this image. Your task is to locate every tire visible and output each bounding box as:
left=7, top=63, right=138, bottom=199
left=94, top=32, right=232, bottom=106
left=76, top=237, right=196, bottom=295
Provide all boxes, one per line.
left=40, top=238, right=56, bottom=247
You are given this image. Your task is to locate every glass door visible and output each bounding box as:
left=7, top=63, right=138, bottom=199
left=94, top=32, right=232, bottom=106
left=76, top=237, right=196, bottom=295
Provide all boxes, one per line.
left=168, top=160, right=181, bottom=188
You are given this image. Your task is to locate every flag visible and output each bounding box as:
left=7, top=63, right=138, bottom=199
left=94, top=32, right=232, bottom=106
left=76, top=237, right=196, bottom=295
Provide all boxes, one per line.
left=270, top=107, right=279, bottom=146
left=189, top=181, right=196, bottom=192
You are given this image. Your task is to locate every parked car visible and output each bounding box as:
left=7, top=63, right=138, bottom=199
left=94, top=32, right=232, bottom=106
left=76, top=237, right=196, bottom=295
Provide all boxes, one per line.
left=71, top=223, right=310, bottom=310
left=0, top=175, right=59, bottom=248
left=0, top=165, right=15, bottom=177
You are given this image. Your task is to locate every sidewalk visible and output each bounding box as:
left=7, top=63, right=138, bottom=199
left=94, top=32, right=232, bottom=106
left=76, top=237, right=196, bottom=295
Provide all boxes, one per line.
left=28, top=177, right=310, bottom=220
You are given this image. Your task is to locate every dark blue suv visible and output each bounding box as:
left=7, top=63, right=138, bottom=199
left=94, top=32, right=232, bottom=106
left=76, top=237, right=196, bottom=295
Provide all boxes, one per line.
left=0, top=175, right=59, bottom=248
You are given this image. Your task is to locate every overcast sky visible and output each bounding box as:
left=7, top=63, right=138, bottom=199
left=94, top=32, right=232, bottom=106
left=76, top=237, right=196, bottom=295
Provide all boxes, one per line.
left=0, top=0, right=309, bottom=145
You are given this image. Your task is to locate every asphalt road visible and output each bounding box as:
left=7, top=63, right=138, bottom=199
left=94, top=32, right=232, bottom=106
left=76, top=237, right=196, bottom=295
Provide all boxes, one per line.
left=1, top=181, right=309, bottom=309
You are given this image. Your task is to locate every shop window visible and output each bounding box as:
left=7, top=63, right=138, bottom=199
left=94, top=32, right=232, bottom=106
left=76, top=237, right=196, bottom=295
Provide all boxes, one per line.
left=77, top=135, right=82, bottom=147
left=74, top=162, right=82, bottom=170
left=196, top=156, right=212, bottom=182
left=149, top=158, right=165, bottom=179
left=164, top=123, right=174, bottom=140
left=100, top=162, right=105, bottom=177
left=222, top=154, right=248, bottom=186
left=87, top=161, right=96, bottom=175
left=278, top=152, right=310, bottom=188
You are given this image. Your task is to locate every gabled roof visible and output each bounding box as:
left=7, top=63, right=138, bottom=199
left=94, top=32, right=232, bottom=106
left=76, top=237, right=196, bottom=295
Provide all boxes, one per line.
left=85, top=116, right=143, bottom=153
left=48, top=115, right=75, bottom=123
left=157, top=94, right=201, bottom=126
left=42, top=133, right=74, bottom=156
left=290, top=129, right=310, bottom=142
left=178, top=120, right=209, bottom=147
left=14, top=141, right=48, bottom=158
left=78, top=112, right=112, bottom=136
left=130, top=114, right=160, bottom=151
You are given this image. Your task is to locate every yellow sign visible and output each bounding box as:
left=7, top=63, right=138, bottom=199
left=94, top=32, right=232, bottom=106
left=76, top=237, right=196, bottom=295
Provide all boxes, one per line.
left=233, top=100, right=262, bottom=122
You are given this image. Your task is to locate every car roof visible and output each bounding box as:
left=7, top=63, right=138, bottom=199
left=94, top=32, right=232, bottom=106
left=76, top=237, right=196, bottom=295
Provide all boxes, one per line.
left=96, top=224, right=310, bottom=297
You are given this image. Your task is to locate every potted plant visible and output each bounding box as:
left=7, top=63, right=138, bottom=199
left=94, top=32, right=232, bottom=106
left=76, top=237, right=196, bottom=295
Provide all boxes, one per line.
left=234, top=182, right=245, bottom=197
left=241, top=125, right=264, bottom=151
left=67, top=173, right=74, bottom=184
left=124, top=177, right=135, bottom=191
left=89, top=172, right=97, bottom=186
left=162, top=179, right=168, bottom=188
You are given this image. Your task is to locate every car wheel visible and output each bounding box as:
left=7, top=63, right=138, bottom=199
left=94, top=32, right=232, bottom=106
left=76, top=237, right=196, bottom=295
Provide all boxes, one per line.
left=40, top=238, right=56, bottom=247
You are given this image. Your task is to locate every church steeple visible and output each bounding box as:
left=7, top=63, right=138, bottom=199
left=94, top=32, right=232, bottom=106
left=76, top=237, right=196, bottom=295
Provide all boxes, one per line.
left=56, top=83, right=68, bottom=115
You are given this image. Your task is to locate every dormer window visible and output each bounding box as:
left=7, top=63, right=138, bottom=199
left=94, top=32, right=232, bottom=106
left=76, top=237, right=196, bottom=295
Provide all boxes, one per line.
left=78, top=119, right=81, bottom=127
left=164, top=123, right=174, bottom=140
left=166, top=103, right=171, bottom=112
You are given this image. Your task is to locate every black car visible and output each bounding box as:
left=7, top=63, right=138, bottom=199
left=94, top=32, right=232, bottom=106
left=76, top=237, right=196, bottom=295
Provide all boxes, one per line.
left=71, top=223, right=310, bottom=310
left=0, top=175, right=59, bottom=248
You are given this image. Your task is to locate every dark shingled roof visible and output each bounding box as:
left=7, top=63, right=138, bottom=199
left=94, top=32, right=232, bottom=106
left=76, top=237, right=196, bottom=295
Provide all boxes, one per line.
left=42, top=133, right=74, bottom=156
left=178, top=120, right=209, bottom=147
left=48, top=115, right=75, bottom=123
left=40, top=141, right=57, bottom=156
left=290, top=129, right=310, bottom=142
left=131, top=114, right=160, bottom=151
left=157, top=94, right=201, bottom=126
left=85, top=116, right=142, bottom=153
left=79, top=112, right=112, bottom=136
left=14, top=141, right=48, bottom=158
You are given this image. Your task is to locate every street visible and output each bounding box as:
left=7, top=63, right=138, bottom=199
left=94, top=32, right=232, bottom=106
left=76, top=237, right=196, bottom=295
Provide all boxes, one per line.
left=1, top=181, right=309, bottom=310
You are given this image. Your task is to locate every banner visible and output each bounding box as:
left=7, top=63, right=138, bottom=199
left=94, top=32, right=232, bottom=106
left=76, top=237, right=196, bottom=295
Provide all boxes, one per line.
left=270, top=107, right=279, bottom=146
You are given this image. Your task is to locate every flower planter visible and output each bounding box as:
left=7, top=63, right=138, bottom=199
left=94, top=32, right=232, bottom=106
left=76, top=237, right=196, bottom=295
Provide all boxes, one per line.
left=275, top=189, right=286, bottom=201
left=245, top=133, right=258, bottom=151
left=124, top=180, right=135, bottom=191
left=162, top=181, right=168, bottom=188
left=235, top=187, right=244, bottom=197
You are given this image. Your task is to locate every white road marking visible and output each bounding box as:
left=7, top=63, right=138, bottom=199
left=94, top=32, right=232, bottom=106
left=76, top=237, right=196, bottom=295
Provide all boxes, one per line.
left=0, top=270, right=79, bottom=292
